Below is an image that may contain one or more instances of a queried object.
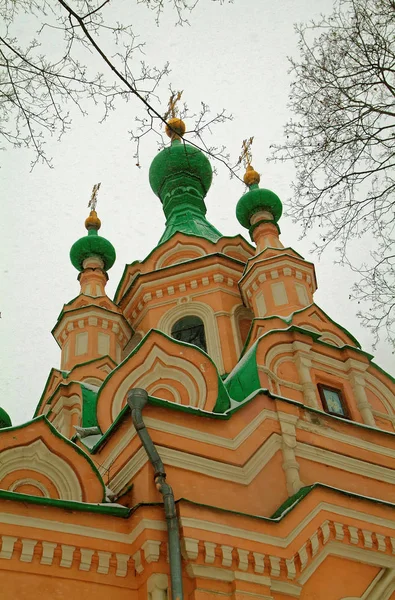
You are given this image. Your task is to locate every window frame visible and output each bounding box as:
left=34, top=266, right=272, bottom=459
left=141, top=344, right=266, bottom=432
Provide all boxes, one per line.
left=317, top=383, right=350, bottom=419
left=170, top=315, right=207, bottom=353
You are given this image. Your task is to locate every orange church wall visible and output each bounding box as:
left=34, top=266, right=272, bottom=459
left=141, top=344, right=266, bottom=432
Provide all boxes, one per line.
left=299, top=555, right=380, bottom=600
left=0, top=570, right=135, bottom=600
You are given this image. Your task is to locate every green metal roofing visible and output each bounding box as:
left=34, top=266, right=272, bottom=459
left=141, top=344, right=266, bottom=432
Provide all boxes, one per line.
left=158, top=208, right=222, bottom=245
left=148, top=138, right=222, bottom=244
left=70, top=228, right=116, bottom=272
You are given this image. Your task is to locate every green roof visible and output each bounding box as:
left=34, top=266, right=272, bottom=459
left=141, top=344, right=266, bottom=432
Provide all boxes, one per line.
left=70, top=228, right=116, bottom=272
left=149, top=139, right=222, bottom=244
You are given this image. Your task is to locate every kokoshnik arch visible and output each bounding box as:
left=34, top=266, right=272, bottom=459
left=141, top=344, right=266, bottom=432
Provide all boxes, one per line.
left=0, top=116, right=395, bottom=599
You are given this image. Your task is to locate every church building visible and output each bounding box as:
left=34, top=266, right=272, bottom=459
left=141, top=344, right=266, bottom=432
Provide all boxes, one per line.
left=1, top=117, right=395, bottom=599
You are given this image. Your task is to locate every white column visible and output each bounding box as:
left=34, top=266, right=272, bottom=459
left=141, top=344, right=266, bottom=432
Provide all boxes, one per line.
left=147, top=573, right=169, bottom=600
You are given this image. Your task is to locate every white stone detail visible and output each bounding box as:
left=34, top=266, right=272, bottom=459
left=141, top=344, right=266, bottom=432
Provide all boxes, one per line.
left=253, top=552, right=265, bottom=574
left=270, top=555, right=281, bottom=577
left=285, top=557, right=296, bottom=579
left=204, top=541, right=216, bottom=564
left=334, top=523, right=344, bottom=541
left=183, top=538, right=199, bottom=560
left=271, top=281, right=288, bottom=306
left=60, top=545, right=75, bottom=568
left=41, top=541, right=57, bottom=565
left=75, top=332, right=88, bottom=356
left=221, top=545, right=233, bottom=567
left=133, top=549, right=143, bottom=574
left=88, top=317, right=98, bottom=326
left=237, top=548, right=249, bottom=571
left=115, top=553, right=130, bottom=577
left=97, top=550, right=111, bottom=574
left=298, top=544, right=308, bottom=571
left=0, top=439, right=83, bottom=501
left=376, top=534, right=386, bottom=552
left=363, top=530, right=374, bottom=548
left=98, top=332, right=110, bottom=356
left=191, top=280, right=198, bottom=289
left=348, top=526, right=359, bottom=545
left=20, top=539, right=37, bottom=563
left=310, top=531, right=319, bottom=556
left=79, top=548, right=94, bottom=571
left=142, top=540, right=161, bottom=563
left=0, top=536, right=17, bottom=559
left=271, top=270, right=279, bottom=279
left=202, top=277, right=209, bottom=286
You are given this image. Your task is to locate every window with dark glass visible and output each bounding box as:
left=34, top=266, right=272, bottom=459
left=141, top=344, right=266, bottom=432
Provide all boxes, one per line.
left=171, top=316, right=207, bottom=352
left=317, top=384, right=349, bottom=418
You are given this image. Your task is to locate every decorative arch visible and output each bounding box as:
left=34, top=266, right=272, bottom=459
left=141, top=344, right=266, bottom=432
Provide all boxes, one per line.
left=96, top=330, right=227, bottom=431
left=319, top=332, right=345, bottom=347
left=0, top=439, right=83, bottom=500
left=0, top=417, right=105, bottom=502
left=110, top=344, right=208, bottom=419
left=158, top=301, right=224, bottom=373
left=232, top=305, right=254, bottom=355
left=155, top=241, right=206, bottom=269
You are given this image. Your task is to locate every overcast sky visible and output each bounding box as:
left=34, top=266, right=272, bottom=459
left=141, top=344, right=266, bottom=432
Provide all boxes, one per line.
left=1, top=0, right=393, bottom=425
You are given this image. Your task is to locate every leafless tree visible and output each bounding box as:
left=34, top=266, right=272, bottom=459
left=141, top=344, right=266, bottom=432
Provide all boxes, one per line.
left=271, top=0, right=395, bottom=348
left=0, top=0, right=231, bottom=169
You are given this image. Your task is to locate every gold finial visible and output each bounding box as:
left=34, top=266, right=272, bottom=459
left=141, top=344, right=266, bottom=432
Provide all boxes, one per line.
left=238, top=137, right=261, bottom=186
left=164, top=91, right=186, bottom=140
left=88, top=182, right=101, bottom=212
left=85, top=183, right=102, bottom=230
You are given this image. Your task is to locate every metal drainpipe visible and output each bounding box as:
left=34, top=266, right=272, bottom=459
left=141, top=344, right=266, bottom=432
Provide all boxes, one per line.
left=127, top=388, right=184, bottom=600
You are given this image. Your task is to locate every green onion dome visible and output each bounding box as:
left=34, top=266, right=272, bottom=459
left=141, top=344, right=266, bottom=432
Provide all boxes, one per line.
left=236, top=166, right=283, bottom=229
left=149, top=125, right=213, bottom=204
left=70, top=210, right=116, bottom=272
left=0, top=406, right=12, bottom=429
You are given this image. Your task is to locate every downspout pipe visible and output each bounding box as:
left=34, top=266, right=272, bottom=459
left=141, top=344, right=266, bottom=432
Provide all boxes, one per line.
left=127, top=388, right=184, bottom=600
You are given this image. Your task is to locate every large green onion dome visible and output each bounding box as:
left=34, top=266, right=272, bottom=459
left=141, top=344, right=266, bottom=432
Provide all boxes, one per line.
left=236, top=165, right=283, bottom=229
left=147, top=117, right=221, bottom=244
left=70, top=210, right=116, bottom=272
left=149, top=119, right=213, bottom=204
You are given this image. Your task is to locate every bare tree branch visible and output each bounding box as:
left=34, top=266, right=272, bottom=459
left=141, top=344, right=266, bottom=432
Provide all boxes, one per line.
left=271, top=0, right=395, bottom=348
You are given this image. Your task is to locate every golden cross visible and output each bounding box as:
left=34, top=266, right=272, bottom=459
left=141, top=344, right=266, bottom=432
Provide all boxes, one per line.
left=88, top=182, right=101, bottom=211
left=164, top=90, right=183, bottom=121
left=238, top=137, right=254, bottom=169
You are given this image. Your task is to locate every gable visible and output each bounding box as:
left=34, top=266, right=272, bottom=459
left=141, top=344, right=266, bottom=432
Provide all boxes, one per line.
left=0, top=417, right=105, bottom=502
left=95, top=329, right=230, bottom=432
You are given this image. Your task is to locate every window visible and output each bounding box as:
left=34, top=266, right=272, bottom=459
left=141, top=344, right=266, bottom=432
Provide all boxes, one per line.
left=317, top=384, right=349, bottom=418
left=171, top=316, right=207, bottom=352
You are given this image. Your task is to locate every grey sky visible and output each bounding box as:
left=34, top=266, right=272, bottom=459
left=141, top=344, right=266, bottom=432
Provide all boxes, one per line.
left=1, top=0, right=393, bottom=425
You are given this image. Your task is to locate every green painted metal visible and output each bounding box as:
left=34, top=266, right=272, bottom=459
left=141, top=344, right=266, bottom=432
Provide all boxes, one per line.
left=236, top=183, right=283, bottom=229
left=224, top=342, right=260, bottom=402
left=81, top=385, right=99, bottom=428
left=0, top=488, right=130, bottom=517
left=127, top=388, right=184, bottom=600
left=0, top=406, right=12, bottom=429
left=148, top=139, right=222, bottom=244
left=70, top=228, right=116, bottom=272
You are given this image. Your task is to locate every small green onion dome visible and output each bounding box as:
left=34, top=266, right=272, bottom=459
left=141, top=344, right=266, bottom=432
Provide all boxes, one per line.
left=149, top=138, right=213, bottom=202
left=236, top=166, right=283, bottom=229
left=70, top=211, right=116, bottom=272
left=0, top=406, right=12, bottom=429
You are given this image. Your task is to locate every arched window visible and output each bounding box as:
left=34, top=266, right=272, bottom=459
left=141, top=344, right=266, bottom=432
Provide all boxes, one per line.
left=171, top=316, right=207, bottom=352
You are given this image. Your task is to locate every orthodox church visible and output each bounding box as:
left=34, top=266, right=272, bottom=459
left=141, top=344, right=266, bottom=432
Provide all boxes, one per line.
left=0, top=117, right=395, bottom=600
